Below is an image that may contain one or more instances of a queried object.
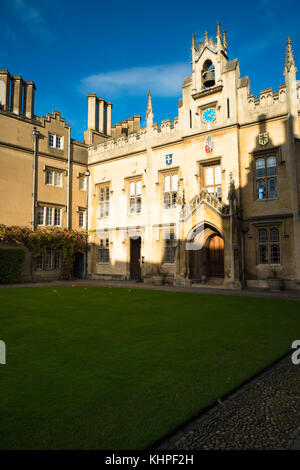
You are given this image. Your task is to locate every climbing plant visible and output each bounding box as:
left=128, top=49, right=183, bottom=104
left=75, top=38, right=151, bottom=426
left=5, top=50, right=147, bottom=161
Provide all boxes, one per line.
left=0, top=225, right=86, bottom=280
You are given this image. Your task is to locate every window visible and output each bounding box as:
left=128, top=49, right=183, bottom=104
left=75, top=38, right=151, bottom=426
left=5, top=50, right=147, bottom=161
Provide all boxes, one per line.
left=48, top=134, right=63, bottom=149
left=163, top=173, right=178, bottom=209
left=98, top=238, right=109, bottom=263
left=54, top=208, right=61, bottom=226
left=44, top=251, right=53, bottom=271
left=54, top=252, right=61, bottom=270
left=36, top=254, right=43, bottom=270
left=258, top=227, right=280, bottom=264
left=99, top=185, right=110, bottom=217
left=255, top=155, right=277, bottom=199
left=203, top=163, right=222, bottom=200
left=37, top=206, right=44, bottom=225
left=45, top=168, right=63, bottom=187
left=79, top=209, right=85, bottom=228
left=38, top=206, right=63, bottom=226
left=79, top=175, right=86, bottom=191
left=36, top=252, right=61, bottom=270
left=163, top=233, right=176, bottom=263
left=46, top=207, right=53, bottom=226
left=129, top=180, right=142, bottom=214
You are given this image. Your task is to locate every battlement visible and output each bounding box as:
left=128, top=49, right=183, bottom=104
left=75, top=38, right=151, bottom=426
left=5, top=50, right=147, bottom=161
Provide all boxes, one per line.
left=247, top=84, right=287, bottom=112
left=89, top=116, right=180, bottom=159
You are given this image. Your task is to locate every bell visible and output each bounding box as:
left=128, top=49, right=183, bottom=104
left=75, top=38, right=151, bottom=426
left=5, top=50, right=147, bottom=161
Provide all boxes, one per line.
left=203, top=70, right=215, bottom=88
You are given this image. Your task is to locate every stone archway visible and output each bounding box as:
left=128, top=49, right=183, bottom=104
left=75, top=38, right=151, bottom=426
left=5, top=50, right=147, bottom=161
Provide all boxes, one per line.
left=187, top=223, right=224, bottom=281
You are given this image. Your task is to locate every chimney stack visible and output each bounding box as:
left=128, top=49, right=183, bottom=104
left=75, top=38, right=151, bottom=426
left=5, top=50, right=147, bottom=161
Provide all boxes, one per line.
left=0, top=70, right=11, bottom=111
left=11, top=75, right=23, bottom=115
left=105, top=101, right=112, bottom=136
left=23, top=81, right=36, bottom=119
left=97, top=98, right=105, bottom=133
left=87, top=93, right=97, bottom=130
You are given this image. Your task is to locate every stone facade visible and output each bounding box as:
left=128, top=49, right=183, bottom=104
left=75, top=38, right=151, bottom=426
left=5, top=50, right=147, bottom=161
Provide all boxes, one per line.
left=1, top=25, right=300, bottom=288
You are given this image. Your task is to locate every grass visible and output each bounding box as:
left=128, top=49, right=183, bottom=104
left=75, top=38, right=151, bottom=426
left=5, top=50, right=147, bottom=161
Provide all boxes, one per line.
left=0, top=286, right=299, bottom=449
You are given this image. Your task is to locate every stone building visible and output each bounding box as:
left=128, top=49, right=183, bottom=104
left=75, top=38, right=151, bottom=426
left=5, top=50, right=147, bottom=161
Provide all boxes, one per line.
left=1, top=24, right=300, bottom=288
left=0, top=72, right=89, bottom=279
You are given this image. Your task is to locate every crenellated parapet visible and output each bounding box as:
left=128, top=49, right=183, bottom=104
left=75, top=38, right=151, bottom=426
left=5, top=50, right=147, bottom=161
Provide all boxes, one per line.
left=88, top=116, right=180, bottom=160
left=247, top=85, right=287, bottom=113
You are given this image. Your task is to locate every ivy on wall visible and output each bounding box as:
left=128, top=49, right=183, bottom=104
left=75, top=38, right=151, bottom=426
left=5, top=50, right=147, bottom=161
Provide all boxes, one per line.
left=0, top=225, right=86, bottom=280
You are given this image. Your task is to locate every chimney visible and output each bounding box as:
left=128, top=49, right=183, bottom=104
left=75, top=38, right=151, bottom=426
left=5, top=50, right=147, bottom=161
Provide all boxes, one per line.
left=121, top=120, right=128, bottom=136
left=11, top=75, right=23, bottom=115
left=115, top=122, right=122, bottom=137
left=127, top=117, right=134, bottom=134
left=0, top=70, right=11, bottom=111
left=97, top=98, right=104, bottom=133
left=87, top=93, right=97, bottom=130
left=133, top=115, right=141, bottom=132
left=23, top=81, right=36, bottom=119
left=105, top=101, right=112, bottom=136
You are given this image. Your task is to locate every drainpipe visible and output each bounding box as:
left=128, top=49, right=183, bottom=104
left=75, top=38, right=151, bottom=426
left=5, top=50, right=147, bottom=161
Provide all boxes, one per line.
left=31, top=128, right=39, bottom=281
left=67, top=125, right=71, bottom=229
left=241, top=226, right=249, bottom=289
left=32, top=128, right=39, bottom=230
left=84, top=169, right=90, bottom=278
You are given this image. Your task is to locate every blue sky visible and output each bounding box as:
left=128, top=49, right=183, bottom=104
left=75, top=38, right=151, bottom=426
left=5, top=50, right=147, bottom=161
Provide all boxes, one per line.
left=1, top=0, right=299, bottom=141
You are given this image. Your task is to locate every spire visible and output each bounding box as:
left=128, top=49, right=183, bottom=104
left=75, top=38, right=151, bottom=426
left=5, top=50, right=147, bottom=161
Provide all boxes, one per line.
left=284, top=37, right=297, bottom=74
left=223, top=30, right=228, bottom=50
left=191, top=33, right=196, bottom=51
left=216, top=22, right=222, bottom=39
left=204, top=30, right=208, bottom=44
left=146, top=90, right=153, bottom=128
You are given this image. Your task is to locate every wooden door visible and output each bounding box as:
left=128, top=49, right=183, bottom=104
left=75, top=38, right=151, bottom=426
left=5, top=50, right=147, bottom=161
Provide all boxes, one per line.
left=130, top=237, right=141, bottom=280
left=208, top=235, right=224, bottom=277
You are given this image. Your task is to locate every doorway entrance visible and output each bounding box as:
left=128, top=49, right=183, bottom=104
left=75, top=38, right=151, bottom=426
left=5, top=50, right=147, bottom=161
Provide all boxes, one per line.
left=74, top=252, right=84, bottom=278
left=208, top=235, right=224, bottom=277
left=130, top=237, right=141, bottom=280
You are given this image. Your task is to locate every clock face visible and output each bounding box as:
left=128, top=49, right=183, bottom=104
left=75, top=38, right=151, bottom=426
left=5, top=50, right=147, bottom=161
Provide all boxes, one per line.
left=202, top=107, right=216, bottom=124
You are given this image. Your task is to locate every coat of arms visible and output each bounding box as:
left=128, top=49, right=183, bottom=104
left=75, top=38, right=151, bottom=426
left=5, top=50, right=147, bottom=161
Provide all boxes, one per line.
left=165, top=154, right=173, bottom=165
left=205, top=136, right=213, bottom=153
left=259, top=132, right=268, bottom=146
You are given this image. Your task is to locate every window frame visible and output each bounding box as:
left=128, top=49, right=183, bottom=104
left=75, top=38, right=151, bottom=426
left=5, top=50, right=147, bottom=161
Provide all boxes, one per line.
left=45, top=168, right=63, bottom=187
left=98, top=238, right=110, bottom=264
left=98, top=183, right=110, bottom=218
left=201, top=161, right=222, bottom=200
left=160, top=170, right=178, bottom=209
left=48, top=133, right=64, bottom=150
left=127, top=178, right=142, bottom=215
left=253, top=151, right=278, bottom=201
left=257, top=226, right=281, bottom=265
left=163, top=232, right=177, bottom=264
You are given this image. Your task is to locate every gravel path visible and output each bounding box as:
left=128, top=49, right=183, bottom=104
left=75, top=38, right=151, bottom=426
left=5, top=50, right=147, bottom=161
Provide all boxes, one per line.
left=156, top=354, right=300, bottom=450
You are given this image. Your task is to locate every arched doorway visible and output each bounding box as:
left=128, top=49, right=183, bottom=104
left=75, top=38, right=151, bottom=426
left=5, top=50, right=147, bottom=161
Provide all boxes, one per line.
left=208, top=234, right=224, bottom=277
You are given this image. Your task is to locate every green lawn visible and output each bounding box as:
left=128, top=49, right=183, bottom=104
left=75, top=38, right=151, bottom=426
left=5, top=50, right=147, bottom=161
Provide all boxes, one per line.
left=0, top=286, right=299, bottom=449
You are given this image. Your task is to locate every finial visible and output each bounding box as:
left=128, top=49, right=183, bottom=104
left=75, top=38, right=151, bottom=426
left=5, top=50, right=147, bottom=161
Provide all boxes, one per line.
left=223, top=30, right=227, bottom=49
left=191, top=33, right=196, bottom=50
left=216, top=22, right=222, bottom=39
left=146, top=90, right=153, bottom=126
left=204, top=30, right=208, bottom=44
left=284, top=36, right=297, bottom=74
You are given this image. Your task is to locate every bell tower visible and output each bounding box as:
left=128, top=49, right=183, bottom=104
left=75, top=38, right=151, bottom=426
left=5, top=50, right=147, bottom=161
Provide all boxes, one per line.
left=192, top=22, right=228, bottom=93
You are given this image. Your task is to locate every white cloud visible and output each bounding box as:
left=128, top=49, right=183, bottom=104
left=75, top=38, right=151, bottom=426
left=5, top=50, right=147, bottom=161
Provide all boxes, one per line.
left=80, top=63, right=191, bottom=98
